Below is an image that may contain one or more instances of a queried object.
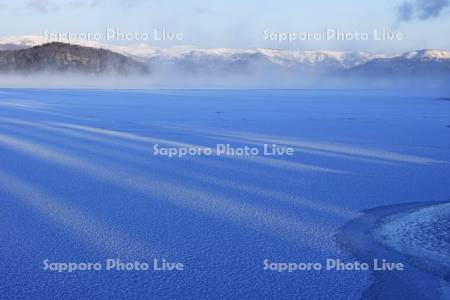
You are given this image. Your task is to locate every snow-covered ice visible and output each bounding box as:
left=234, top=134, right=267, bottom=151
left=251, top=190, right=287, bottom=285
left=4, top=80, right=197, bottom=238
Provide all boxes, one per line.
left=0, top=89, right=449, bottom=299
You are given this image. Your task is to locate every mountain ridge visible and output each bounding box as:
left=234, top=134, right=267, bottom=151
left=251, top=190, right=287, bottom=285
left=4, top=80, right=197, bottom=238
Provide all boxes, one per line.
left=0, top=42, right=150, bottom=75
left=2, top=35, right=449, bottom=67
left=0, top=37, right=449, bottom=81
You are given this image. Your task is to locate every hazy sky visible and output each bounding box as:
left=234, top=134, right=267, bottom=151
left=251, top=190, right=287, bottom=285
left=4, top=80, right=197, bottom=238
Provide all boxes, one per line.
left=0, top=0, right=449, bottom=51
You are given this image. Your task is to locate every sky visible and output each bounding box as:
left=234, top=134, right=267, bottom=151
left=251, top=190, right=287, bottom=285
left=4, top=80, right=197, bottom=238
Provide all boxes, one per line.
left=0, top=0, right=449, bottom=52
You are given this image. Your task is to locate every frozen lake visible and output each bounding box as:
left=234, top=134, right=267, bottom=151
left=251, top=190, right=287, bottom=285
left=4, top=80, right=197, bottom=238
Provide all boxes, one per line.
left=0, top=89, right=449, bottom=299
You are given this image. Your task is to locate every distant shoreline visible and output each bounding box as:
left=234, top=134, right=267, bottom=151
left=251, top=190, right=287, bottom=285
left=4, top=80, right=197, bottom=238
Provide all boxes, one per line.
left=0, top=87, right=448, bottom=94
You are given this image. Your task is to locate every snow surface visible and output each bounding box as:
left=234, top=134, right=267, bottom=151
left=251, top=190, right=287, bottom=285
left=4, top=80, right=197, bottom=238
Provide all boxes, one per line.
left=0, top=89, right=450, bottom=299
left=375, top=203, right=450, bottom=269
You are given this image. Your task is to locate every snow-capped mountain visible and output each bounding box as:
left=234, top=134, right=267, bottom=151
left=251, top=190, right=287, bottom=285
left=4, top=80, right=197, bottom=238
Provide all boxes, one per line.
left=348, top=49, right=450, bottom=79
left=142, top=48, right=391, bottom=71
left=0, top=35, right=391, bottom=70
left=0, top=35, right=108, bottom=51
left=402, top=49, right=450, bottom=60
left=0, top=35, right=449, bottom=81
